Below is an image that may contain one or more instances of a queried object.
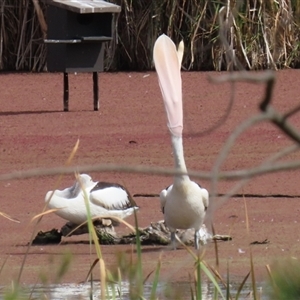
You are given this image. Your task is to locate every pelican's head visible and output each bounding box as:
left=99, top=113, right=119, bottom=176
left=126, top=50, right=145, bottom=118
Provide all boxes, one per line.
left=77, top=174, right=96, bottom=189
left=45, top=190, right=53, bottom=203
left=62, top=174, right=95, bottom=198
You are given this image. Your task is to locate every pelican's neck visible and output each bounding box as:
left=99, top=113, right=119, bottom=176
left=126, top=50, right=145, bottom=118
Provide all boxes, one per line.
left=69, top=181, right=81, bottom=198
left=171, top=134, right=189, bottom=184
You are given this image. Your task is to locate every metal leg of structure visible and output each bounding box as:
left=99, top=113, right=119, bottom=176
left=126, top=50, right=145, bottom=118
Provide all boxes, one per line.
left=93, top=72, right=99, bottom=111
left=63, top=72, right=69, bottom=112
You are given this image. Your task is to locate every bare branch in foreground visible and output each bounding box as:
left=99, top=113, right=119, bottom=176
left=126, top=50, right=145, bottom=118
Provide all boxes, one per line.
left=208, top=112, right=272, bottom=221
left=209, top=70, right=275, bottom=85
left=261, top=106, right=300, bottom=145
left=206, top=60, right=300, bottom=224
left=210, top=68, right=300, bottom=145
left=211, top=144, right=300, bottom=217
left=1, top=157, right=300, bottom=183
left=283, top=104, right=300, bottom=120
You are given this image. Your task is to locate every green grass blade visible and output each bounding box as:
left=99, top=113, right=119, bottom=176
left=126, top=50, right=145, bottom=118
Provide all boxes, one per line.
left=54, top=251, right=73, bottom=283
left=200, top=261, right=225, bottom=300
left=249, top=248, right=257, bottom=300
left=149, top=254, right=162, bottom=300
left=235, top=271, right=250, bottom=299
left=226, top=261, right=231, bottom=300
left=196, top=258, right=202, bottom=300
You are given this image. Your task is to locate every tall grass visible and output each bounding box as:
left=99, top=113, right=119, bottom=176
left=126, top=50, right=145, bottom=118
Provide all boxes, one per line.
left=0, top=0, right=46, bottom=71
left=0, top=0, right=299, bottom=71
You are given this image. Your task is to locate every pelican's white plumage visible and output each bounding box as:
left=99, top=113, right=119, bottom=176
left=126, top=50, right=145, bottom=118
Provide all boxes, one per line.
left=153, top=34, right=209, bottom=250
left=45, top=174, right=138, bottom=225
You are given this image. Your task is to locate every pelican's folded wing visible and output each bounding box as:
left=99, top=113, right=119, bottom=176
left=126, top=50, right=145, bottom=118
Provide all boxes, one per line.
left=89, top=182, right=135, bottom=210
left=159, top=184, right=172, bottom=213
left=201, top=188, right=209, bottom=211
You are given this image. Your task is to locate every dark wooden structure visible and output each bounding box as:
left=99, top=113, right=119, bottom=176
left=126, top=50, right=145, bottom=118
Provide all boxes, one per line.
left=44, top=0, right=121, bottom=111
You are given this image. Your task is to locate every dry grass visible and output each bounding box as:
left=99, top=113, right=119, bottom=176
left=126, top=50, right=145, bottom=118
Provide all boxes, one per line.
left=0, top=0, right=299, bottom=71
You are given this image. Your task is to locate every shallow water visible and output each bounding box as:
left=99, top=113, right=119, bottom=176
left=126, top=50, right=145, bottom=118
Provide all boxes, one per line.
left=0, top=280, right=268, bottom=299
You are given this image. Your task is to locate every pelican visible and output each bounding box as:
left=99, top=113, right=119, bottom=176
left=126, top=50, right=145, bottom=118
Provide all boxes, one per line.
left=153, top=34, right=209, bottom=250
left=45, top=174, right=138, bottom=225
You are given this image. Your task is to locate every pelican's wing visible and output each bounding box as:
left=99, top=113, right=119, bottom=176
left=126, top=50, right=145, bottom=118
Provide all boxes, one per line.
left=201, top=188, right=209, bottom=211
left=153, top=34, right=183, bottom=137
left=89, top=182, right=136, bottom=210
left=159, top=184, right=172, bottom=213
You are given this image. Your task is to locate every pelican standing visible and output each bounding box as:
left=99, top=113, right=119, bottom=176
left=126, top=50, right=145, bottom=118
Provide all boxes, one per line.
left=45, top=174, right=138, bottom=226
left=153, top=34, right=209, bottom=250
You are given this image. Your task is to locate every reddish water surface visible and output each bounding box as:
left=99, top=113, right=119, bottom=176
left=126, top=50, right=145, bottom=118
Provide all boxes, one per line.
left=0, top=70, right=300, bottom=286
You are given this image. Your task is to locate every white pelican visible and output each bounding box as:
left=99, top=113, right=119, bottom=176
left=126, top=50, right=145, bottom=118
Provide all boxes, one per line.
left=45, top=174, right=138, bottom=225
left=153, top=34, right=209, bottom=250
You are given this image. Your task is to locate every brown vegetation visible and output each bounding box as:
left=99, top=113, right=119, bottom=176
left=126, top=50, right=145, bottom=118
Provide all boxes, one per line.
left=0, top=0, right=299, bottom=71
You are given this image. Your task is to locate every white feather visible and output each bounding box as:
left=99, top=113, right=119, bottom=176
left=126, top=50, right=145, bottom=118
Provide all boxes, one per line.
left=90, top=185, right=133, bottom=210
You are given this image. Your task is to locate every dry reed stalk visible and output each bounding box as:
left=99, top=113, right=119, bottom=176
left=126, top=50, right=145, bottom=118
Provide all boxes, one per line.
left=0, top=0, right=300, bottom=71
left=32, top=0, right=47, bottom=38
left=1, top=0, right=46, bottom=71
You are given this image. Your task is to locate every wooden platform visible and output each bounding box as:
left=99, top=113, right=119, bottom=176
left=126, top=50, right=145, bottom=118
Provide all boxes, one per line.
left=44, top=0, right=121, bottom=14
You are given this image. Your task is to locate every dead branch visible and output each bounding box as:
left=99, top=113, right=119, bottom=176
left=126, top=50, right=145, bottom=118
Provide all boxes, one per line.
left=31, top=0, right=47, bottom=37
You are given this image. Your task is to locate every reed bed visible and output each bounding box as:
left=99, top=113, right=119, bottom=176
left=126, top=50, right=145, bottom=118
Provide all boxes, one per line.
left=0, top=0, right=299, bottom=71
left=0, top=0, right=47, bottom=71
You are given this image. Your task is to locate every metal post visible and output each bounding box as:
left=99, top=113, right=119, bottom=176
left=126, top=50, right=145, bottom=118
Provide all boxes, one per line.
left=93, top=72, right=99, bottom=111
left=63, top=72, right=69, bottom=111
